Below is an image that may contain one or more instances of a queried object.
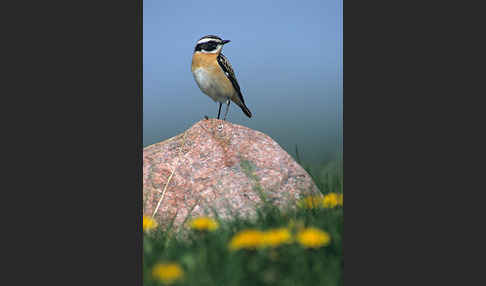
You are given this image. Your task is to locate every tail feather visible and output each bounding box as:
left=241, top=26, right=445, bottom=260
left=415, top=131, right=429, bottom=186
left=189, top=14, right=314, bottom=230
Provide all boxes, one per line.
left=240, top=104, right=252, bottom=118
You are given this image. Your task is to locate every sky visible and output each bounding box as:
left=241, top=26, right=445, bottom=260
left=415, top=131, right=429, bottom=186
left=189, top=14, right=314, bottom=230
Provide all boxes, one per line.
left=144, top=0, right=342, bottom=165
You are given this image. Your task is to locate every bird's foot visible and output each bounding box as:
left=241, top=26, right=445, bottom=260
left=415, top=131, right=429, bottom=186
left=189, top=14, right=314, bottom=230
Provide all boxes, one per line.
left=217, top=120, right=224, bottom=131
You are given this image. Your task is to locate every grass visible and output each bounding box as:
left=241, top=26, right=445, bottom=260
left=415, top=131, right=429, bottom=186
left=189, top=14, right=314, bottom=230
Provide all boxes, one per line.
left=143, top=157, right=343, bottom=286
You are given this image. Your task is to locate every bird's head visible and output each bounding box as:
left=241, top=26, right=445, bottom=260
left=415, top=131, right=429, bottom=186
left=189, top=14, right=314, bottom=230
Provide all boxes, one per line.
left=193, top=35, right=230, bottom=54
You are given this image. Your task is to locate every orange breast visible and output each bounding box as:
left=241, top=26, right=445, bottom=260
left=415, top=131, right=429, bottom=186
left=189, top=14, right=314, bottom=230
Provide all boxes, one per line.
left=191, top=52, right=218, bottom=71
left=191, top=52, right=236, bottom=98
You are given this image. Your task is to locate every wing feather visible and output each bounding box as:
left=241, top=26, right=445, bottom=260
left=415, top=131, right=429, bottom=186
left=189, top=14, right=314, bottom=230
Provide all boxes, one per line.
left=217, top=53, right=246, bottom=105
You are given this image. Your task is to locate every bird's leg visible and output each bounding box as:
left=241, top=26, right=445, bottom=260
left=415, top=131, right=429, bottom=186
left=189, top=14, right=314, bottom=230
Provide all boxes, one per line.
left=223, top=99, right=231, bottom=121
left=217, top=100, right=230, bottom=131
left=217, top=103, right=222, bottom=119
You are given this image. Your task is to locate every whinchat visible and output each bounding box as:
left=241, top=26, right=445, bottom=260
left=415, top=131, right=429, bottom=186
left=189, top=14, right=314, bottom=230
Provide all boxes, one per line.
left=191, top=35, right=252, bottom=120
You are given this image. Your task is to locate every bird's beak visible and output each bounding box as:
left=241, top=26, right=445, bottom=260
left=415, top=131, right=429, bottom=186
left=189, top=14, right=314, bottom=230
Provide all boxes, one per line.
left=222, top=40, right=231, bottom=45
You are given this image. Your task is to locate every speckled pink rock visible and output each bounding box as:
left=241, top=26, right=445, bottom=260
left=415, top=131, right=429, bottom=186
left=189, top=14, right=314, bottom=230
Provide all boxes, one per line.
left=143, top=119, right=320, bottom=231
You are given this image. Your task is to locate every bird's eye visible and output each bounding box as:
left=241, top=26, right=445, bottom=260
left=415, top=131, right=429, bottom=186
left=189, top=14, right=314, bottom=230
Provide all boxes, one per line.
left=195, top=41, right=219, bottom=52
left=205, top=42, right=218, bottom=51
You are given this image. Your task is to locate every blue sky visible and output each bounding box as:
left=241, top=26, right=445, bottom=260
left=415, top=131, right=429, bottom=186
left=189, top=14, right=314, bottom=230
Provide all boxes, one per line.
left=144, top=0, right=342, bottom=164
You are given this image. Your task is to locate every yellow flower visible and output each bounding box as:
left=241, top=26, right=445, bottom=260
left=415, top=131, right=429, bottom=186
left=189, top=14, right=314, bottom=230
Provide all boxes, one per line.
left=189, top=217, right=219, bottom=232
left=262, top=228, right=292, bottom=247
left=297, top=227, right=331, bottom=249
left=298, top=195, right=325, bottom=209
left=143, top=215, right=158, bottom=232
left=152, top=263, right=184, bottom=285
left=322, top=193, right=343, bottom=208
left=228, top=229, right=265, bottom=251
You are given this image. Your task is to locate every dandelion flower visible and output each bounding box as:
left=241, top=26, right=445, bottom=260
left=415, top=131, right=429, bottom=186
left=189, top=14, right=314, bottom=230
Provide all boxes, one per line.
left=228, top=229, right=265, bottom=251
left=143, top=215, right=158, bottom=232
left=189, top=217, right=219, bottom=231
left=323, top=193, right=343, bottom=208
left=262, top=228, right=292, bottom=247
left=152, top=263, right=184, bottom=285
left=297, top=227, right=331, bottom=249
left=298, top=195, right=325, bottom=209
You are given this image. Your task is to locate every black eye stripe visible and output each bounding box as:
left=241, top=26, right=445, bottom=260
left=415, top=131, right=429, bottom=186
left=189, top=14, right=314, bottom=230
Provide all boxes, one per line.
left=194, top=41, right=220, bottom=52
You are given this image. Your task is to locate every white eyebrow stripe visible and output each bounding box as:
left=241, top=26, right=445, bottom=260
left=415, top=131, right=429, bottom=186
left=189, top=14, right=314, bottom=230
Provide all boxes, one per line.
left=197, top=38, right=222, bottom=44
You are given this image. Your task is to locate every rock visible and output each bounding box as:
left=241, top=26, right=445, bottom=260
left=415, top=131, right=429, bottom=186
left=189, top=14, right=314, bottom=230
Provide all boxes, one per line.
left=143, top=119, right=320, bottom=231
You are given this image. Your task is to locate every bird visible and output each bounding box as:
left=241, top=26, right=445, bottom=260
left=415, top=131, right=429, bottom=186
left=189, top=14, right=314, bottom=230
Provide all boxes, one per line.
left=191, top=35, right=252, bottom=121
